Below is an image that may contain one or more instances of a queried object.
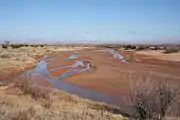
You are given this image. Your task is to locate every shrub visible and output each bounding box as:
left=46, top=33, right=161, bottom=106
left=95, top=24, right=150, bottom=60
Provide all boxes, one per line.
left=164, top=46, right=179, bottom=53
left=10, top=44, right=30, bottom=49
left=11, top=44, right=21, bottom=49
left=124, top=45, right=136, bottom=50
left=15, top=78, right=51, bottom=100
left=24, top=44, right=29, bottom=47
left=129, top=81, right=178, bottom=120
left=2, top=44, right=8, bottom=49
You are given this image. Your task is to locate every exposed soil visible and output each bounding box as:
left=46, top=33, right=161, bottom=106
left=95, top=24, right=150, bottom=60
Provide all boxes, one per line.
left=46, top=49, right=180, bottom=96
left=1, top=47, right=180, bottom=101
left=0, top=46, right=85, bottom=81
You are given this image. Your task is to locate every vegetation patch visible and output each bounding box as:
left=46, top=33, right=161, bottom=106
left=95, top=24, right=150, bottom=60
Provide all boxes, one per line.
left=129, top=80, right=179, bottom=120
left=164, top=46, right=179, bottom=53
left=14, top=78, right=51, bottom=100
left=124, top=45, right=136, bottom=50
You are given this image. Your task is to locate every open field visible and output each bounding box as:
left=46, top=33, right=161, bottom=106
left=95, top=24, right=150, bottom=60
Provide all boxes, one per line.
left=1, top=44, right=180, bottom=119
left=47, top=48, right=180, bottom=96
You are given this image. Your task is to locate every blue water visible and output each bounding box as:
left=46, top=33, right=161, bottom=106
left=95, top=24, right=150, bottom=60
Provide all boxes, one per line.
left=18, top=52, right=133, bottom=114
left=95, top=49, right=127, bottom=63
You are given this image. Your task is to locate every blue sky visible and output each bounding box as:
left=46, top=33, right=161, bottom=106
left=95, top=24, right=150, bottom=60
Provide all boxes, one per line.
left=0, top=0, right=180, bottom=44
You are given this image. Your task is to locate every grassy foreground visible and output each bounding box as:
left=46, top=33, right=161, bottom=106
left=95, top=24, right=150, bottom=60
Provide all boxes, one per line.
left=0, top=45, right=126, bottom=120
left=0, top=85, right=125, bottom=120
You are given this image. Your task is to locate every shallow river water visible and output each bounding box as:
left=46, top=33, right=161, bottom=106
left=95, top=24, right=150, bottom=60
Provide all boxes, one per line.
left=18, top=49, right=133, bottom=113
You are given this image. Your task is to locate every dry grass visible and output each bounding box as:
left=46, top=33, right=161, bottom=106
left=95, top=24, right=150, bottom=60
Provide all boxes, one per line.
left=0, top=75, right=123, bottom=120
left=0, top=84, right=124, bottom=120
left=14, top=77, right=51, bottom=100
left=0, top=101, right=124, bottom=120
left=0, top=52, right=11, bottom=58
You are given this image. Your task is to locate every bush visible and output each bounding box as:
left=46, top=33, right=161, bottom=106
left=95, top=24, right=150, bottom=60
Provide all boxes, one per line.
left=10, top=44, right=30, bottom=49
left=129, top=81, right=178, bottom=120
left=2, top=44, right=8, bottom=49
left=15, top=78, right=51, bottom=100
left=124, top=45, right=136, bottom=50
left=165, top=46, right=179, bottom=53
left=24, top=44, right=29, bottom=47
left=11, top=44, right=21, bottom=49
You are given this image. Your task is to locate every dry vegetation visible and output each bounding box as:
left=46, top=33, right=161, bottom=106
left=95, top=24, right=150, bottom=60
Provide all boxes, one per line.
left=1, top=43, right=180, bottom=120
left=129, top=80, right=180, bottom=120
left=0, top=77, right=124, bottom=120
left=0, top=45, right=48, bottom=80
left=0, top=79, right=180, bottom=120
left=0, top=43, right=90, bottom=80
left=1, top=76, right=180, bottom=120
left=98, top=44, right=180, bottom=54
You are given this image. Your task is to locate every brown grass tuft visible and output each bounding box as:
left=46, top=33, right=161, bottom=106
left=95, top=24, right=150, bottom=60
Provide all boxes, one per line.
left=14, top=77, right=51, bottom=100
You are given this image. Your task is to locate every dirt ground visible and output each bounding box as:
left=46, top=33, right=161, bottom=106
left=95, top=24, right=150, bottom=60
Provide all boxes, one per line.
left=47, top=49, right=180, bottom=95
left=0, top=46, right=88, bottom=81
left=1, top=47, right=180, bottom=119
left=136, top=50, right=180, bottom=62
left=1, top=46, right=180, bottom=97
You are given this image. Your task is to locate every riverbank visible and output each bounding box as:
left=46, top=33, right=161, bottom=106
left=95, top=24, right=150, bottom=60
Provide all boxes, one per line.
left=0, top=46, right=46, bottom=81
left=0, top=46, right=90, bottom=81
left=0, top=81, right=126, bottom=120
left=0, top=46, right=128, bottom=119
left=1, top=46, right=180, bottom=119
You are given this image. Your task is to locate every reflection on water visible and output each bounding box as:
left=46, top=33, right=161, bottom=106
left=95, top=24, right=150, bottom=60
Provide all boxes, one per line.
left=19, top=52, right=133, bottom=113
left=95, top=49, right=127, bottom=63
